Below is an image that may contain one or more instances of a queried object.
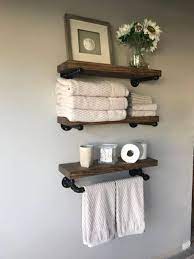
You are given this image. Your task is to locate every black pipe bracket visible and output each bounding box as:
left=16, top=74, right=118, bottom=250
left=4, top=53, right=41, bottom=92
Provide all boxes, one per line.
left=130, top=76, right=159, bottom=87
left=62, top=168, right=150, bottom=193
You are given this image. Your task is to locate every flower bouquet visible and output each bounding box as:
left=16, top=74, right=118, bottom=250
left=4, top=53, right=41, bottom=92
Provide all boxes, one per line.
left=116, top=19, right=162, bottom=68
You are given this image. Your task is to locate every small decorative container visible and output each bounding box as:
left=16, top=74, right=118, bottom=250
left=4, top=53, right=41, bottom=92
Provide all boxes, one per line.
left=80, top=145, right=94, bottom=168
left=99, top=144, right=118, bottom=164
left=135, top=141, right=147, bottom=160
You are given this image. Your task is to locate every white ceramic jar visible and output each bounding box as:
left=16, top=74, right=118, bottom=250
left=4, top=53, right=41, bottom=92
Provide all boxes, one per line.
left=80, top=145, right=94, bottom=168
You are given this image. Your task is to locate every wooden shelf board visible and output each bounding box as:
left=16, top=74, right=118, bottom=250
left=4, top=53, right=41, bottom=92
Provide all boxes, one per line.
left=57, top=116, right=159, bottom=127
left=57, top=60, right=161, bottom=79
left=59, top=157, right=158, bottom=179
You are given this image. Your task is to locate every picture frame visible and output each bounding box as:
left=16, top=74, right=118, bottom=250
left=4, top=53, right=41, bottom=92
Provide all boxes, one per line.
left=64, top=14, right=113, bottom=64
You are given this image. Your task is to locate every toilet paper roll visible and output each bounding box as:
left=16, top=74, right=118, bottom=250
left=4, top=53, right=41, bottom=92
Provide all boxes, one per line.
left=121, top=144, right=140, bottom=163
left=135, top=141, right=147, bottom=160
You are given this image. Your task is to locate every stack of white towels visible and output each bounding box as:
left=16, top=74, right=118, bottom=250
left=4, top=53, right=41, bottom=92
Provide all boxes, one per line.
left=56, top=78, right=129, bottom=122
left=128, top=93, right=158, bottom=117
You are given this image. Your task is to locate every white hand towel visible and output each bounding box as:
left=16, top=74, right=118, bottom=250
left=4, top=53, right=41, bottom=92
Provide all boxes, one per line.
left=130, top=99, right=153, bottom=105
left=56, top=107, right=127, bottom=122
left=57, top=95, right=128, bottom=110
left=128, top=110, right=156, bottom=117
left=56, top=78, right=129, bottom=97
left=129, top=93, right=153, bottom=105
left=116, top=177, right=145, bottom=237
left=130, top=93, right=152, bottom=100
left=129, top=104, right=157, bottom=111
left=82, top=181, right=116, bottom=247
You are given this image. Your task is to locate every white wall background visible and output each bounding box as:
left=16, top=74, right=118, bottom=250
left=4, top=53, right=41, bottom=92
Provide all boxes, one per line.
left=1, top=0, right=194, bottom=258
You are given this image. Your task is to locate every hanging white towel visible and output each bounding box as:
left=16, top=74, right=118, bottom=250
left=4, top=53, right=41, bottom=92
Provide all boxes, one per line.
left=116, top=177, right=145, bottom=237
left=82, top=181, right=116, bottom=247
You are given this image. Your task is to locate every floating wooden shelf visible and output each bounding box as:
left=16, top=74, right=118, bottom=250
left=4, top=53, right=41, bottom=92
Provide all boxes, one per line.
left=59, top=157, right=158, bottom=180
left=57, top=116, right=159, bottom=131
left=57, top=60, right=162, bottom=87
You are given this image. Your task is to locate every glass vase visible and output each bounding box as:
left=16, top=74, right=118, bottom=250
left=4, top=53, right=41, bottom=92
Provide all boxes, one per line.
left=130, top=48, right=148, bottom=68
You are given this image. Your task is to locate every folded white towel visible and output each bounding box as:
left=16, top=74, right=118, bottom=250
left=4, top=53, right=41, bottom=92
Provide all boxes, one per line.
left=57, top=95, right=128, bottom=110
left=129, top=93, right=153, bottom=105
left=131, top=93, right=152, bottom=100
left=130, top=99, right=153, bottom=105
left=129, top=110, right=156, bottom=117
left=82, top=181, right=116, bottom=247
left=116, top=177, right=145, bottom=237
left=57, top=107, right=127, bottom=122
left=56, top=78, right=129, bottom=97
left=129, top=104, right=157, bottom=111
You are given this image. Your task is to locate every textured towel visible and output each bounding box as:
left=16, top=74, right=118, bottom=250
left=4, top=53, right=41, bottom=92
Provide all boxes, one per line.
left=129, top=104, right=157, bottom=111
left=131, top=93, right=151, bottom=98
left=116, top=177, right=145, bottom=237
left=56, top=78, right=129, bottom=97
left=57, top=107, right=127, bottom=122
left=128, top=110, right=156, bottom=117
left=130, top=99, right=153, bottom=105
left=131, top=93, right=152, bottom=100
left=57, top=95, right=128, bottom=110
left=129, top=93, right=153, bottom=105
left=82, top=181, right=116, bottom=247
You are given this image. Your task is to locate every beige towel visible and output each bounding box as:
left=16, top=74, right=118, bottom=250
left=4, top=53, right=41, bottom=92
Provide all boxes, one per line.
left=57, top=107, right=127, bottom=122
left=82, top=181, right=116, bottom=247
left=116, top=177, right=145, bottom=237
left=129, top=93, right=153, bottom=105
left=57, top=95, right=128, bottom=110
left=129, top=104, right=157, bottom=111
left=56, top=78, right=129, bottom=97
left=131, top=93, right=152, bottom=100
left=129, top=110, right=156, bottom=117
left=130, top=99, right=153, bottom=105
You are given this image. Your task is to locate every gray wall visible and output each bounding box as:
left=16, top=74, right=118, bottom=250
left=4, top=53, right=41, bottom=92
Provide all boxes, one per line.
left=1, top=0, right=194, bottom=258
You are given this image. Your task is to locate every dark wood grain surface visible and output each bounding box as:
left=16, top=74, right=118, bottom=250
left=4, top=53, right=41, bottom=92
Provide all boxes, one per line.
left=59, top=158, right=158, bottom=179
left=57, top=60, right=162, bottom=79
left=57, top=116, right=159, bottom=126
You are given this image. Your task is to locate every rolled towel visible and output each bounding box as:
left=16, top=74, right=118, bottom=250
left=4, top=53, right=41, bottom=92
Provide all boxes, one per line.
left=128, top=110, right=156, bottom=117
left=129, top=104, right=157, bottom=111
left=57, top=95, right=128, bottom=110
left=56, top=78, right=129, bottom=97
left=57, top=107, right=127, bottom=122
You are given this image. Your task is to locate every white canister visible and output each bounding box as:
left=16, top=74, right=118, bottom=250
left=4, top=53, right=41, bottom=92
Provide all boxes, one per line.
left=136, top=141, right=147, bottom=160
left=80, top=145, right=94, bottom=168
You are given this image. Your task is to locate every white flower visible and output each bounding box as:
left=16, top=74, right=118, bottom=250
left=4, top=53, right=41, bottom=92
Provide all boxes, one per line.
left=116, top=19, right=161, bottom=52
left=134, top=22, right=143, bottom=32
left=116, top=24, right=132, bottom=38
left=143, top=19, right=161, bottom=40
left=150, top=39, right=159, bottom=52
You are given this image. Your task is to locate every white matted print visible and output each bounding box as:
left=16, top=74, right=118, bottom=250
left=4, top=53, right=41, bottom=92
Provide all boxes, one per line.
left=65, top=14, right=113, bottom=64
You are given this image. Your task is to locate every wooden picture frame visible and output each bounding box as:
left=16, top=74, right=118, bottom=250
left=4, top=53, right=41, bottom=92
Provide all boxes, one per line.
left=64, top=13, right=113, bottom=64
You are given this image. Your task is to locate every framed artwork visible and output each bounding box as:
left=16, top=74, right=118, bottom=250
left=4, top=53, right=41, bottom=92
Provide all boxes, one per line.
left=64, top=14, right=113, bottom=64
